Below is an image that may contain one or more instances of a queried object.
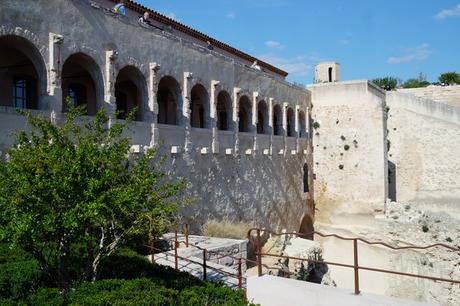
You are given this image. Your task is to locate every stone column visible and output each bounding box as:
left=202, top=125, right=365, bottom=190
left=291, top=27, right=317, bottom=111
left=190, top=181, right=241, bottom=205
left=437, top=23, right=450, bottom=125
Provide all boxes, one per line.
left=48, top=33, right=64, bottom=121
left=282, top=102, right=288, bottom=155
left=295, top=105, right=300, bottom=153
left=148, top=63, right=160, bottom=147
left=269, top=98, right=274, bottom=155
left=183, top=72, right=193, bottom=153
left=233, top=87, right=241, bottom=154
left=104, top=50, right=118, bottom=116
left=211, top=80, right=220, bottom=154
left=252, top=91, right=259, bottom=153
left=282, top=102, right=288, bottom=137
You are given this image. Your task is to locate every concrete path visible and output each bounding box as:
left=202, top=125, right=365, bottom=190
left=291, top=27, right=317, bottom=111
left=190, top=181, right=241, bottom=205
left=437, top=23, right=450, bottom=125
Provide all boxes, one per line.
left=247, top=275, right=438, bottom=306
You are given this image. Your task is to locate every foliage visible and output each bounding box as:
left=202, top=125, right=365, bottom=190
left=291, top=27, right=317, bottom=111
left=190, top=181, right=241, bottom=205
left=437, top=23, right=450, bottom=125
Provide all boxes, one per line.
left=0, top=244, right=42, bottom=300
left=201, top=219, right=253, bottom=239
left=0, top=101, right=185, bottom=290
left=401, top=73, right=431, bottom=89
left=372, top=77, right=399, bottom=91
left=0, top=250, right=254, bottom=305
left=438, top=72, right=460, bottom=85
left=313, top=122, right=320, bottom=129
left=98, top=249, right=202, bottom=290
left=12, top=278, right=254, bottom=306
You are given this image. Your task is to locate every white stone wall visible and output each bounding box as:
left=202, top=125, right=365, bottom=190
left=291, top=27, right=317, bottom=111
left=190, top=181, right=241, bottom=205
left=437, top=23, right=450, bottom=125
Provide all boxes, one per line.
left=308, top=81, right=387, bottom=223
left=397, top=85, right=460, bottom=108
left=386, top=92, right=460, bottom=216
left=0, top=0, right=313, bottom=232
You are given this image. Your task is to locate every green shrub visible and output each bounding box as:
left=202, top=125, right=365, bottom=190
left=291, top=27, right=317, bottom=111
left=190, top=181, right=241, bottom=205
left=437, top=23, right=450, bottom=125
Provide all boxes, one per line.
left=0, top=260, right=41, bottom=300
left=99, top=249, right=202, bottom=291
left=180, top=283, right=252, bottom=306
left=27, top=288, right=64, bottom=306
left=69, top=278, right=178, bottom=306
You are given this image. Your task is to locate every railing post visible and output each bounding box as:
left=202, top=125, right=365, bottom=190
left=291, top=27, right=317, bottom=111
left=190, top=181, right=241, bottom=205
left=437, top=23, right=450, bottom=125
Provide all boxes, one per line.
left=238, top=258, right=243, bottom=289
left=353, top=238, right=360, bottom=295
left=203, top=249, right=207, bottom=281
left=185, top=223, right=189, bottom=248
left=256, top=229, right=262, bottom=277
left=174, top=231, right=179, bottom=271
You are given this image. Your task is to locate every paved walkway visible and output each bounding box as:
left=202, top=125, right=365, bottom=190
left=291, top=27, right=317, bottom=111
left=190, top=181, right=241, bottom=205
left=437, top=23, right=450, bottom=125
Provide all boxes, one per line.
left=247, top=275, right=438, bottom=306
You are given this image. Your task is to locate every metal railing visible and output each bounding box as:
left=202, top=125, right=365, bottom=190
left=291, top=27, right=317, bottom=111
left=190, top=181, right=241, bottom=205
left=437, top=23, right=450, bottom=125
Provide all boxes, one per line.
left=147, top=231, right=251, bottom=290
left=247, top=228, right=460, bottom=295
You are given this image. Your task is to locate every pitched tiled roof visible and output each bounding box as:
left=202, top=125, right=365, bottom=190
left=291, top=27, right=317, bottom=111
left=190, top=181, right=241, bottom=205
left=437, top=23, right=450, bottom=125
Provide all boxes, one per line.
left=110, top=0, right=288, bottom=77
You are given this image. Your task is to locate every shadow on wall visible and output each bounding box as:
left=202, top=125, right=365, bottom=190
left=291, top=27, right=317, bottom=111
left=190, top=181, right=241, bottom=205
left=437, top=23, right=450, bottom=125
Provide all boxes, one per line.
left=388, top=161, right=396, bottom=202
left=299, top=214, right=314, bottom=240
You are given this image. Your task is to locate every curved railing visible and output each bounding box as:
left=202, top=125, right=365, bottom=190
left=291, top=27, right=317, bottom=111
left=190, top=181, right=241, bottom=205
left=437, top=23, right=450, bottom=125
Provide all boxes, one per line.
left=247, top=228, right=460, bottom=295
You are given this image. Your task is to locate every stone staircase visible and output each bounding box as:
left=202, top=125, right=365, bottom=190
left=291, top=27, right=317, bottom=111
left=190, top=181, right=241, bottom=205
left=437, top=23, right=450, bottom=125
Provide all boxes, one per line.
left=153, top=234, right=248, bottom=289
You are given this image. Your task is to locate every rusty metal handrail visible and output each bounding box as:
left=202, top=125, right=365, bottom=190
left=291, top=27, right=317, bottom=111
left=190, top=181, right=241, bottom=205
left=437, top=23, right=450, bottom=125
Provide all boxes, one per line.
left=146, top=231, right=246, bottom=289
left=247, top=228, right=460, bottom=295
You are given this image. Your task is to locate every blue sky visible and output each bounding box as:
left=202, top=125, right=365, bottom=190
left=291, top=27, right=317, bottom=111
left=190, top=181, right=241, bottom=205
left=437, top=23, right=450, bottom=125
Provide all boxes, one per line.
left=138, top=0, right=460, bottom=85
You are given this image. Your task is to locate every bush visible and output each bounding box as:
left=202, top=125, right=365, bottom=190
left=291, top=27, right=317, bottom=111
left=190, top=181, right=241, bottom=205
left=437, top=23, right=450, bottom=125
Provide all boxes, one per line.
left=99, top=249, right=202, bottom=291
left=0, top=244, right=42, bottom=300
left=201, top=220, right=252, bottom=239
left=0, top=260, right=41, bottom=300
left=180, top=283, right=250, bottom=306
left=69, top=278, right=178, bottom=306
left=21, top=279, right=254, bottom=306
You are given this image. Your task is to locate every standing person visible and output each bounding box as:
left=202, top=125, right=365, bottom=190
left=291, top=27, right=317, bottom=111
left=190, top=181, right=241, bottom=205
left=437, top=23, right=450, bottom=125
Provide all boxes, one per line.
left=138, top=11, right=152, bottom=26
left=112, top=0, right=126, bottom=16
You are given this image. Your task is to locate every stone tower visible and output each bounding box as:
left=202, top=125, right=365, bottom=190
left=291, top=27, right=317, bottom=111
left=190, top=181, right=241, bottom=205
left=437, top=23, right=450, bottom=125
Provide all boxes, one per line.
left=314, top=62, right=340, bottom=83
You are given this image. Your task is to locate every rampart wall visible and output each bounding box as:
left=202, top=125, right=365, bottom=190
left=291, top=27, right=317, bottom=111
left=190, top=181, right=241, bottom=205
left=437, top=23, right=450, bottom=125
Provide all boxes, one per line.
left=0, top=0, right=314, bottom=232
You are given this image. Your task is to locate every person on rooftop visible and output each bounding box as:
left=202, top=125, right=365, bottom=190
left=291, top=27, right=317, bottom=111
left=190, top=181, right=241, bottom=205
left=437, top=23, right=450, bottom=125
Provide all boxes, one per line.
left=251, top=60, right=262, bottom=71
left=112, top=0, right=126, bottom=16
left=138, top=11, right=152, bottom=26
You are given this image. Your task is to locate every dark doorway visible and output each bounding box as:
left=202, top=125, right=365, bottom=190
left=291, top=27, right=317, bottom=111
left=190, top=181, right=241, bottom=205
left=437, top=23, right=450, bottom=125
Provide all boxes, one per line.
left=388, top=161, right=397, bottom=202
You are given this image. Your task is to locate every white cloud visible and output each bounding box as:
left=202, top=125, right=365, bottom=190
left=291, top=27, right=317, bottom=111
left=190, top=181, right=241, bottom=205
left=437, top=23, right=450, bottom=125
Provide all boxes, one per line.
left=387, top=43, right=432, bottom=64
left=435, top=4, right=460, bottom=20
left=226, top=12, right=236, bottom=19
left=265, top=40, right=285, bottom=50
left=258, top=53, right=311, bottom=76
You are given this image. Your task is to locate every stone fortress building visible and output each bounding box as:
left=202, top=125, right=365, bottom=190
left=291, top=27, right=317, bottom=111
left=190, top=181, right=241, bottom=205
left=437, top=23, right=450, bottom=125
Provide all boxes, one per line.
left=0, top=0, right=314, bottom=233
left=2, top=0, right=460, bottom=304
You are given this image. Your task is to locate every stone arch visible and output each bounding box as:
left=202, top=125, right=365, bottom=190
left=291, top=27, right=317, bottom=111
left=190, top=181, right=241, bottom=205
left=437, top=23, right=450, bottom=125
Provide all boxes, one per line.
left=299, top=110, right=306, bottom=138
left=114, top=66, right=147, bottom=121
left=287, top=107, right=295, bottom=137
left=299, top=214, right=314, bottom=240
left=190, top=83, right=210, bottom=129
left=257, top=100, right=269, bottom=134
left=61, top=52, right=103, bottom=115
left=216, top=90, right=232, bottom=131
left=0, top=35, right=47, bottom=109
left=328, top=67, right=333, bottom=82
left=273, top=104, right=283, bottom=136
left=238, top=95, right=252, bottom=133
left=157, top=76, right=182, bottom=125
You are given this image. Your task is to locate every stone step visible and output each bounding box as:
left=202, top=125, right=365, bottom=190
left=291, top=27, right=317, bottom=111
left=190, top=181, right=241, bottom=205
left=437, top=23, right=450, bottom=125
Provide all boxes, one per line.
left=154, top=251, right=245, bottom=289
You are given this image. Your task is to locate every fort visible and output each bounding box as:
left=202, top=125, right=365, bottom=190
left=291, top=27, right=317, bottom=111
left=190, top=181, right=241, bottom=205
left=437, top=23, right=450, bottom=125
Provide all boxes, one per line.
left=1, top=1, right=459, bottom=305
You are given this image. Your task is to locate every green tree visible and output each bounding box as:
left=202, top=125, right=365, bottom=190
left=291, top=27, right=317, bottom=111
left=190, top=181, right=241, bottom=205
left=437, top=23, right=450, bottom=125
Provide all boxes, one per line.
left=439, top=72, right=460, bottom=85
left=372, top=77, right=399, bottom=91
left=0, top=102, right=185, bottom=291
left=401, top=73, right=431, bottom=89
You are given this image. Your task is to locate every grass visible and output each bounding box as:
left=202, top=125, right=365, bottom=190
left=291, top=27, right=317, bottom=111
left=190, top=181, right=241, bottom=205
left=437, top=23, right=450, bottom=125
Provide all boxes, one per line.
left=201, top=220, right=253, bottom=240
